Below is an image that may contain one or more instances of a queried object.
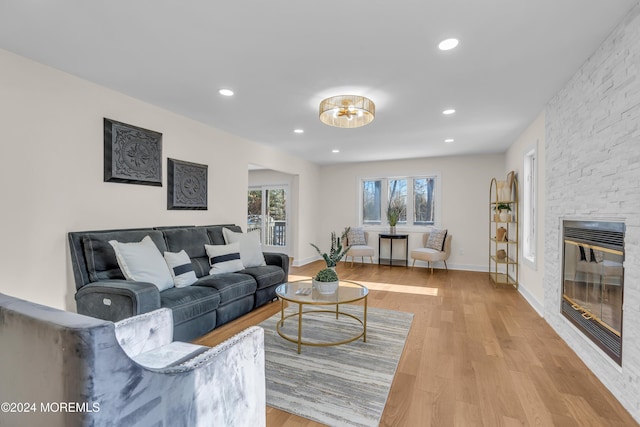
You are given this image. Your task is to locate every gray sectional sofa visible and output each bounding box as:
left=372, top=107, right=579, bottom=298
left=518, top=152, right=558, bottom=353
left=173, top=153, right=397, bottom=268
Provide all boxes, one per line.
left=68, top=224, right=289, bottom=341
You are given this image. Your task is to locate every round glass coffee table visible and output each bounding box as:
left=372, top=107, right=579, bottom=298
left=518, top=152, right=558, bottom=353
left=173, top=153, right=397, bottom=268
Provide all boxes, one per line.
left=275, top=279, right=368, bottom=353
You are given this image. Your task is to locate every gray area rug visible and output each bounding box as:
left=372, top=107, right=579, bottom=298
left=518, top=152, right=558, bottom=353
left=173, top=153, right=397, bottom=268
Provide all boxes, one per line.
left=259, top=304, right=414, bottom=427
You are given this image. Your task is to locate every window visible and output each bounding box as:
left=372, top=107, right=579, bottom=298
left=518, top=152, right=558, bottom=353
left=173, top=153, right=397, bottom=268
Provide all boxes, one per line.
left=362, top=180, right=382, bottom=224
left=359, top=175, right=439, bottom=228
left=523, top=147, right=537, bottom=266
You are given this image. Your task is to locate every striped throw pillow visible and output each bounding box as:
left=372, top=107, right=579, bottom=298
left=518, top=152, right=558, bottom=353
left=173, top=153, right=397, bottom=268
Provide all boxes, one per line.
left=164, top=250, right=197, bottom=287
left=205, top=242, right=244, bottom=275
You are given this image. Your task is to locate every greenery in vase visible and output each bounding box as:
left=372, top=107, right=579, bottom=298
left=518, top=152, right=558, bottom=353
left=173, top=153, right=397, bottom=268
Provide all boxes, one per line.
left=386, top=199, right=406, bottom=226
left=494, top=203, right=512, bottom=212
left=314, top=268, right=339, bottom=282
left=310, top=227, right=350, bottom=267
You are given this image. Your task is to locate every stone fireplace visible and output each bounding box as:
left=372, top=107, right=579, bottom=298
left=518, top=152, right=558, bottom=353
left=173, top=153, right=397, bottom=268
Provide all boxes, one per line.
left=543, top=3, right=640, bottom=421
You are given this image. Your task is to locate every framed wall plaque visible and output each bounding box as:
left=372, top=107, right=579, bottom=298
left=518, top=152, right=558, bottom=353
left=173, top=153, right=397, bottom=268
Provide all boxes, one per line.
left=167, top=158, right=208, bottom=210
left=104, top=118, right=162, bottom=186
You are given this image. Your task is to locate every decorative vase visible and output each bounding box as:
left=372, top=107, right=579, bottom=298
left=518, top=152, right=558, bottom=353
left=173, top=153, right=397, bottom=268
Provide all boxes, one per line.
left=312, top=279, right=339, bottom=294
left=496, top=249, right=507, bottom=260
left=390, top=225, right=396, bottom=234
left=496, top=227, right=507, bottom=242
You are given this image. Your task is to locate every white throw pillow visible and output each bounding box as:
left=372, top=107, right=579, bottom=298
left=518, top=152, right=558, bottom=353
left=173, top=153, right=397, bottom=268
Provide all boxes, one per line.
left=205, top=242, right=244, bottom=275
left=164, top=250, right=198, bottom=288
left=222, top=228, right=266, bottom=268
left=109, top=236, right=174, bottom=291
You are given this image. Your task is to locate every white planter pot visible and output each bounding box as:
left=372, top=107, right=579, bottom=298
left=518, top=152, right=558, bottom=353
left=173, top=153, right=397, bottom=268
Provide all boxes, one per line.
left=312, top=279, right=339, bottom=295
left=499, top=211, right=510, bottom=222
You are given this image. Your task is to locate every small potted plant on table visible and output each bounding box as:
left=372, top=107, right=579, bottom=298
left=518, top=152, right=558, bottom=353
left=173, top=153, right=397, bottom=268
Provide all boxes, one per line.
left=312, top=268, right=339, bottom=294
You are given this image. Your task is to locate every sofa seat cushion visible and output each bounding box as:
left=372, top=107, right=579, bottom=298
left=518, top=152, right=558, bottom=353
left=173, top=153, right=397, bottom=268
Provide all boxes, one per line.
left=160, top=286, right=220, bottom=326
left=241, top=265, right=285, bottom=290
left=194, top=273, right=257, bottom=305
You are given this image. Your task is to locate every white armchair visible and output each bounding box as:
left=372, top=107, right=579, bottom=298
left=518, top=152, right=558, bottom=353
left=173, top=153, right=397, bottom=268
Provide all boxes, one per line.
left=344, top=228, right=375, bottom=266
left=411, top=232, right=453, bottom=274
left=0, top=292, right=265, bottom=427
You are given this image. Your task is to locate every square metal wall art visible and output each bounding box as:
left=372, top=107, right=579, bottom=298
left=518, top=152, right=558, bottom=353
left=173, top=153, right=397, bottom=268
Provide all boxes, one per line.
left=104, top=118, right=163, bottom=186
left=167, top=158, right=208, bottom=210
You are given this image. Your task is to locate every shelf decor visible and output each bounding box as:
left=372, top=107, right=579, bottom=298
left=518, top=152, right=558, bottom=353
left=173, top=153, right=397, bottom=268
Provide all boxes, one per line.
left=103, top=118, right=162, bottom=186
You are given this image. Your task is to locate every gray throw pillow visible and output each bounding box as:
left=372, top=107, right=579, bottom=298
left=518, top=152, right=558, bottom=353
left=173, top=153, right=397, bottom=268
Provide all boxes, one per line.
left=426, top=229, right=448, bottom=251
left=347, top=227, right=367, bottom=245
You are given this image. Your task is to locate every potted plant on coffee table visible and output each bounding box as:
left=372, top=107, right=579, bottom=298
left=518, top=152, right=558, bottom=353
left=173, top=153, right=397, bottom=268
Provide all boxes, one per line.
left=312, top=267, right=339, bottom=294
left=310, top=228, right=350, bottom=268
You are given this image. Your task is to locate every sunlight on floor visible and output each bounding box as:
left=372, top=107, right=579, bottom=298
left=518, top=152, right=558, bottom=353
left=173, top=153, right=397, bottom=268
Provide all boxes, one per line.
left=287, top=275, right=439, bottom=297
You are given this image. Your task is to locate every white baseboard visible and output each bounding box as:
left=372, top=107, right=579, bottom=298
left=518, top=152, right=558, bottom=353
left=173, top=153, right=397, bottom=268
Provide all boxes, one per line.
left=517, top=282, right=544, bottom=317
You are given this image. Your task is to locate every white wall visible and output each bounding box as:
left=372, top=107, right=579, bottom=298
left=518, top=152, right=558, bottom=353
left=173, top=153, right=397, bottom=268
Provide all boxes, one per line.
left=317, top=154, right=505, bottom=270
left=0, top=49, right=319, bottom=310
left=544, top=4, right=640, bottom=422
left=505, top=112, right=546, bottom=314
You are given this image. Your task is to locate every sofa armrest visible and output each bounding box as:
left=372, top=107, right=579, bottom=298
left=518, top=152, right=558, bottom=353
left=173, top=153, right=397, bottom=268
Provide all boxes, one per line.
left=115, top=308, right=173, bottom=357
left=158, top=326, right=266, bottom=426
left=263, top=252, right=289, bottom=282
left=75, top=280, right=161, bottom=322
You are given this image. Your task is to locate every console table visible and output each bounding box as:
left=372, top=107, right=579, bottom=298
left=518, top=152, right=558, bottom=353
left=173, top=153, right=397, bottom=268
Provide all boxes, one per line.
left=378, top=233, right=409, bottom=267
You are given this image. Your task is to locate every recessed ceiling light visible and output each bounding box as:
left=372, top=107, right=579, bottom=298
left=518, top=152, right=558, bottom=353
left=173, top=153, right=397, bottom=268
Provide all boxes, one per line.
left=218, top=89, right=234, bottom=96
left=438, top=38, right=459, bottom=51
left=442, top=109, right=456, bottom=115
left=445, top=138, right=454, bottom=143
left=294, top=129, right=304, bottom=134
left=332, top=149, right=340, bottom=153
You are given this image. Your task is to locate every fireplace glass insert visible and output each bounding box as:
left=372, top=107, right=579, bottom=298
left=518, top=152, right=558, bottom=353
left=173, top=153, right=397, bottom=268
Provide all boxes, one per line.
left=562, top=220, right=624, bottom=365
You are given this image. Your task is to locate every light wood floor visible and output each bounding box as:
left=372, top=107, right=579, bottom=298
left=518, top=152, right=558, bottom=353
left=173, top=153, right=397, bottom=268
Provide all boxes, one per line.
left=194, top=262, right=638, bottom=427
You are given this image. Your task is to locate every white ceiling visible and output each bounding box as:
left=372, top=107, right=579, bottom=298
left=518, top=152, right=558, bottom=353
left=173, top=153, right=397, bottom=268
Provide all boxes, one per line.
left=1, top=1, right=637, bottom=165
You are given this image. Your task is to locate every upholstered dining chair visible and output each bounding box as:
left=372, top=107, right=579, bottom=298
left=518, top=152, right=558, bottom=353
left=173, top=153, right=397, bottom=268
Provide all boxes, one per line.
left=344, top=227, right=375, bottom=266
left=410, top=231, right=452, bottom=274
left=0, top=292, right=265, bottom=427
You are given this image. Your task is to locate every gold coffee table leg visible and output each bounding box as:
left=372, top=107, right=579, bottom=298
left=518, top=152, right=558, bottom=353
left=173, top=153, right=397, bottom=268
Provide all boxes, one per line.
left=297, top=303, right=303, bottom=354
left=363, top=296, right=368, bottom=342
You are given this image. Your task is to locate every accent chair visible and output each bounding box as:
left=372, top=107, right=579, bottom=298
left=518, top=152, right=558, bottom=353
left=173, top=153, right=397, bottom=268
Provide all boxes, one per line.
left=410, top=232, right=453, bottom=274
left=344, top=228, right=375, bottom=267
left=0, top=292, right=265, bottom=427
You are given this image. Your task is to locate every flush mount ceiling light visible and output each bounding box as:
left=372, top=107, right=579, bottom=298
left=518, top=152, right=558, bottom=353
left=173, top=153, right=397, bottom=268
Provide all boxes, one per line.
left=218, top=89, right=234, bottom=96
left=442, top=108, right=456, bottom=115
left=319, top=95, right=375, bottom=128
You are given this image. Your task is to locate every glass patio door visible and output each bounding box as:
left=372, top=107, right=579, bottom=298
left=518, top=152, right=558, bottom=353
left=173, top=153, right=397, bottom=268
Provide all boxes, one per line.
left=247, top=185, right=289, bottom=253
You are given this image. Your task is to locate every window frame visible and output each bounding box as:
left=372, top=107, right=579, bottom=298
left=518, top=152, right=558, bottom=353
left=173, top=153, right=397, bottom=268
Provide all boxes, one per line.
left=522, top=145, right=537, bottom=269
left=357, top=173, right=442, bottom=231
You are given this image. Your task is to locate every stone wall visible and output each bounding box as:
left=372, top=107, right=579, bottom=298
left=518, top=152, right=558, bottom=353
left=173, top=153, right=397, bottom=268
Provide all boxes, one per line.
left=545, top=4, right=640, bottom=420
